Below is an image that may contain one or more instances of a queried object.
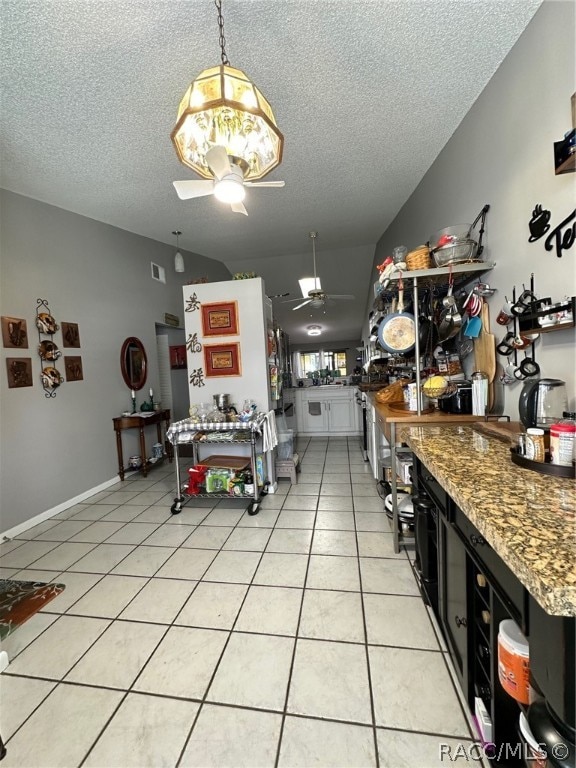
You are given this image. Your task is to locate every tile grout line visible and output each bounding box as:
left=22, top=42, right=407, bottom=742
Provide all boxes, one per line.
left=272, top=444, right=324, bottom=768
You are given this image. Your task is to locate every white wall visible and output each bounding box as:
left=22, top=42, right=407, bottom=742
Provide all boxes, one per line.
left=366, top=1, right=576, bottom=417
left=183, top=278, right=272, bottom=414
left=0, top=191, right=230, bottom=533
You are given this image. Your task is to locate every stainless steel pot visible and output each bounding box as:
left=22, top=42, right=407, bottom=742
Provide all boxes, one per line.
left=213, top=393, right=232, bottom=411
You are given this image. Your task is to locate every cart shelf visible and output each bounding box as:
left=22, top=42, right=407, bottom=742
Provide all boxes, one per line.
left=166, top=413, right=270, bottom=517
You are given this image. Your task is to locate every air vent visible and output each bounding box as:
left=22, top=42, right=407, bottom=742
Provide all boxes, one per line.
left=151, top=262, right=166, bottom=283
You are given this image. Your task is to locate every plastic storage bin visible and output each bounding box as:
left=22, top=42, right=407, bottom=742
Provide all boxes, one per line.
left=277, top=430, right=294, bottom=460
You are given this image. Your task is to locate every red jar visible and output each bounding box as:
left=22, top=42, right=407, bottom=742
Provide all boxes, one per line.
left=550, top=416, right=576, bottom=466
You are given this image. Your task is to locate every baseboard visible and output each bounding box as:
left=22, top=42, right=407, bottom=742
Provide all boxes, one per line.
left=1, top=475, right=120, bottom=540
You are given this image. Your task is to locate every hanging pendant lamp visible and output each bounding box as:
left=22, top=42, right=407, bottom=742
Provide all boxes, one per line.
left=173, top=230, right=185, bottom=273
left=171, top=0, right=284, bottom=182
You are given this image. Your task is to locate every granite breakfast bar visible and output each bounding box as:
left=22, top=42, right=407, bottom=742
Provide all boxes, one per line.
left=402, top=422, right=576, bottom=764
left=405, top=423, right=576, bottom=617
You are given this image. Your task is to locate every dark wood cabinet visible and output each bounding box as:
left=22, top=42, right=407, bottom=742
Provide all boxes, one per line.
left=438, top=514, right=470, bottom=693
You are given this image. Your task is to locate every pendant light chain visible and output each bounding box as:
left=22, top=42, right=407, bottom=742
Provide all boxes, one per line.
left=215, top=0, right=230, bottom=66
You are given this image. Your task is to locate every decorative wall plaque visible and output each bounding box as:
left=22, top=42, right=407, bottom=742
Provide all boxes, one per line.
left=6, top=357, right=33, bottom=388
left=61, top=322, right=80, bottom=348
left=64, top=356, right=83, bottom=381
left=1, top=316, right=28, bottom=349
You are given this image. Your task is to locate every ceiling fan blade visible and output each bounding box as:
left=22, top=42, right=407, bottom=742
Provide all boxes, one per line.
left=205, top=145, right=232, bottom=180
left=173, top=180, right=214, bottom=200
left=269, top=292, right=290, bottom=298
left=292, top=299, right=312, bottom=311
left=230, top=201, right=248, bottom=216
left=244, top=181, right=285, bottom=188
left=326, top=294, right=355, bottom=300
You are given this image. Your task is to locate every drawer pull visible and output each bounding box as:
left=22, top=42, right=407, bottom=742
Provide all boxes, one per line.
left=470, top=534, right=486, bottom=547
left=481, top=610, right=491, bottom=625
left=455, top=615, right=468, bottom=628
left=476, top=573, right=487, bottom=588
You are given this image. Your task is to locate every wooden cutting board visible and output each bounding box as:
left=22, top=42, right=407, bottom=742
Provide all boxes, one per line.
left=472, top=420, right=523, bottom=444
left=474, top=301, right=496, bottom=409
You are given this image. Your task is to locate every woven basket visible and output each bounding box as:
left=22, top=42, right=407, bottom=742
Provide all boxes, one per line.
left=406, top=246, right=432, bottom=271
left=375, top=380, right=406, bottom=404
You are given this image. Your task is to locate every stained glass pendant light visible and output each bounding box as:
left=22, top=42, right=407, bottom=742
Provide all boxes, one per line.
left=171, top=0, right=284, bottom=182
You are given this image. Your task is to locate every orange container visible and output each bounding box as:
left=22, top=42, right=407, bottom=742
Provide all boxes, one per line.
left=498, top=619, right=530, bottom=705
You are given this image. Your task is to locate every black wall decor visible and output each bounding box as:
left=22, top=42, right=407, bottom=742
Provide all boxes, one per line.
left=528, top=203, right=576, bottom=257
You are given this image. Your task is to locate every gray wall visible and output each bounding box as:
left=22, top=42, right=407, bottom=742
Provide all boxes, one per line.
left=366, top=1, right=576, bottom=417
left=0, top=191, right=230, bottom=533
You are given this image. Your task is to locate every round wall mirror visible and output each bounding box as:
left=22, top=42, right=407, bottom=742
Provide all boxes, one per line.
left=120, top=337, right=147, bottom=391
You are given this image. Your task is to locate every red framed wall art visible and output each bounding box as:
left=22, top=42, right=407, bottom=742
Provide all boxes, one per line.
left=203, top=342, right=242, bottom=377
left=201, top=301, right=239, bottom=337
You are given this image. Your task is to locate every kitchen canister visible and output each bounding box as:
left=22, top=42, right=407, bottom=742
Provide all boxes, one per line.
left=471, top=371, right=488, bottom=416
left=498, top=619, right=530, bottom=705
left=550, top=414, right=576, bottom=466
left=152, top=442, right=163, bottom=459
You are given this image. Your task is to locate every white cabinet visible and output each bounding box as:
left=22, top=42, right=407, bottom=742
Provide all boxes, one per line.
left=295, top=387, right=360, bottom=436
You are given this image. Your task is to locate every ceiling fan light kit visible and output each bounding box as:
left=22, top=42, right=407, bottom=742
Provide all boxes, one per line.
left=298, top=276, right=321, bottom=298
left=171, top=0, right=284, bottom=183
left=307, top=325, right=322, bottom=336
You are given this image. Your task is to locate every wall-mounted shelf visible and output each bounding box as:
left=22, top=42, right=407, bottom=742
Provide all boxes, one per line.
left=374, top=261, right=496, bottom=303
left=518, top=296, right=575, bottom=334
left=554, top=129, right=575, bottom=175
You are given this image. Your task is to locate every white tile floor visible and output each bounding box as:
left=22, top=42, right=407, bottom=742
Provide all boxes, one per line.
left=0, top=437, right=475, bottom=767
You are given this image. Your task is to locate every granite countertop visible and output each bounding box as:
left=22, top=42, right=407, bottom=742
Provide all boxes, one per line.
left=406, top=424, right=576, bottom=617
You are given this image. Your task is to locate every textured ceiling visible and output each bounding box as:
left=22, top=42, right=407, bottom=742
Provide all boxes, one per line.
left=1, top=0, right=541, bottom=343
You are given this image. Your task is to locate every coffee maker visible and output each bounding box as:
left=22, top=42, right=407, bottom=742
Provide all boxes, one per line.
left=519, top=379, right=568, bottom=429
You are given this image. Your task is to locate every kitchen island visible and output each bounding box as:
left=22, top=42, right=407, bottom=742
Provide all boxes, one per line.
left=406, top=424, right=576, bottom=617
left=404, top=423, right=575, bottom=764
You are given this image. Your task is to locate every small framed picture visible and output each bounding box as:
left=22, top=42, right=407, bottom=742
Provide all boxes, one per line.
left=61, top=322, right=81, bottom=348
left=6, top=357, right=33, bottom=388
left=64, top=355, right=83, bottom=381
left=201, top=301, right=239, bottom=337
left=204, top=342, right=242, bottom=377
left=170, top=345, right=187, bottom=369
left=1, top=316, right=28, bottom=349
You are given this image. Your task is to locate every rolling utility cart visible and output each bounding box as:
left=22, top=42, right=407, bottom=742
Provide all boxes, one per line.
left=166, top=413, right=269, bottom=516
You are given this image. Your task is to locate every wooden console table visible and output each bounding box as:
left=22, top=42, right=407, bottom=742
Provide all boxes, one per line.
left=112, top=409, right=173, bottom=480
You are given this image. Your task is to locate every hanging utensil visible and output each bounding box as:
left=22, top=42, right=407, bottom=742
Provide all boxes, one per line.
left=378, top=277, right=416, bottom=355
left=437, top=269, right=462, bottom=342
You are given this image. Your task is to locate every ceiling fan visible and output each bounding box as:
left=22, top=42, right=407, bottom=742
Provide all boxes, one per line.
left=283, top=232, right=355, bottom=311
left=173, top=145, right=285, bottom=216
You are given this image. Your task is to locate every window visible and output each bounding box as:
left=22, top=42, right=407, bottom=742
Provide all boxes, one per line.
left=298, top=350, right=347, bottom=377
left=300, top=351, right=321, bottom=376
left=324, top=351, right=347, bottom=376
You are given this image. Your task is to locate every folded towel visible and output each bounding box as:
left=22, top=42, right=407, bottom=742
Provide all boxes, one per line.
left=308, top=401, right=322, bottom=416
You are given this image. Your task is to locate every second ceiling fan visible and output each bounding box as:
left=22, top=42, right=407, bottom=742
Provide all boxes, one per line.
left=283, top=232, right=355, bottom=311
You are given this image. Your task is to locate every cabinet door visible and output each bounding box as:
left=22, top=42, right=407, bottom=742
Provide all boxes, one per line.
left=439, top=517, right=469, bottom=694
left=326, top=397, right=355, bottom=431
left=302, top=399, right=329, bottom=432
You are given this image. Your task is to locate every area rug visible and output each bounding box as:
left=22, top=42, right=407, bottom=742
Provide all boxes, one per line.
left=0, top=579, right=65, bottom=640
